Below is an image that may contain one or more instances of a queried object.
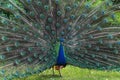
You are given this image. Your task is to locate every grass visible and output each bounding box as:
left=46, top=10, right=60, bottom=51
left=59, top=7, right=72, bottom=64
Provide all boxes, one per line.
left=15, top=65, right=120, bottom=80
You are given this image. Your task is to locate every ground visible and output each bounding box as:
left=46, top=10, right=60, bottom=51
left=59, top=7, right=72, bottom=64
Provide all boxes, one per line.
left=15, top=65, right=120, bottom=80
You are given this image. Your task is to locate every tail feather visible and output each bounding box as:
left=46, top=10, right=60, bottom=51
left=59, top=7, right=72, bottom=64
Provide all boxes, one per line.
left=0, top=0, right=120, bottom=79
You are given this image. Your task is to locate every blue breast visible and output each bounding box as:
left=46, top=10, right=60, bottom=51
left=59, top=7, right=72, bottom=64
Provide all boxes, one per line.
left=56, top=41, right=66, bottom=66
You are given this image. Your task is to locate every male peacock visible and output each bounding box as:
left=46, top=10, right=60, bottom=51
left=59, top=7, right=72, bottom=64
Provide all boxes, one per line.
left=0, top=0, right=120, bottom=79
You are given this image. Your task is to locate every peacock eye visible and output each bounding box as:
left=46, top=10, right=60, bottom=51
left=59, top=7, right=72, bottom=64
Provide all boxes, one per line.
left=37, top=1, right=42, bottom=6
left=47, top=17, right=53, bottom=23
left=96, top=26, right=102, bottom=31
left=1, top=19, right=8, bottom=24
left=14, top=14, right=21, bottom=19
left=14, top=41, right=20, bottom=47
left=75, top=25, right=81, bottom=30
left=34, top=33, right=39, bottom=38
left=20, top=51, right=26, bottom=56
left=88, top=34, right=93, bottom=39
left=44, top=35, right=49, bottom=39
left=35, top=42, right=41, bottom=47
left=28, top=47, right=34, bottom=52
left=0, top=55, right=5, bottom=60
left=44, top=5, right=49, bottom=10
left=77, top=34, right=82, bottom=39
left=68, top=36, right=72, bottom=39
left=7, top=4, right=13, bottom=9
left=86, top=24, right=91, bottom=28
left=55, top=0, right=60, bottom=4
left=81, top=13, right=87, bottom=18
left=24, top=36, right=30, bottom=41
left=101, top=10, right=106, bottom=15
left=1, top=36, right=8, bottom=41
left=111, top=13, right=116, bottom=19
left=70, top=15, right=75, bottom=19
left=12, top=27, right=18, bottom=32
left=107, top=43, right=113, bottom=48
left=65, top=6, right=71, bottom=11
left=85, top=50, right=88, bottom=53
left=34, top=23, right=41, bottom=29
left=67, top=26, right=71, bottom=31
left=87, top=44, right=92, bottom=48
left=57, top=11, right=62, bottom=16
left=33, top=53, right=38, bottom=58
left=80, top=54, right=84, bottom=57
left=51, top=31, right=56, bottom=35
left=6, top=47, right=12, bottom=52
left=117, top=41, right=120, bottom=45
left=45, top=26, right=50, bottom=30
left=85, top=3, right=91, bottom=9
left=14, top=59, right=20, bottom=65
left=27, top=57, right=33, bottom=62
left=92, top=15, right=98, bottom=20
left=107, top=34, right=113, bottom=39
left=40, top=14, right=45, bottom=19
left=23, top=27, right=29, bottom=31
left=91, top=54, right=96, bottom=58
left=56, top=23, right=61, bottom=28
left=29, top=11, right=35, bottom=16
left=61, top=31, right=65, bottom=35
left=95, top=47, right=100, bottom=51
left=105, top=1, right=113, bottom=6
left=63, top=19, right=68, bottom=23
left=73, top=3, right=78, bottom=8
left=103, top=18, right=108, bottom=23
left=0, top=69, right=5, bottom=75
left=113, top=49, right=119, bottom=54
left=26, top=0, right=32, bottom=3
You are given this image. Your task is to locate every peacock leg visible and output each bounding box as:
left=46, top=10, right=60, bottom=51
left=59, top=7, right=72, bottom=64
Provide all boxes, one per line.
left=52, top=67, right=55, bottom=76
left=59, top=69, right=62, bottom=77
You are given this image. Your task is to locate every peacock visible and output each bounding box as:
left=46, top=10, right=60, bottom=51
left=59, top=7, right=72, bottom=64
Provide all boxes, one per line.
left=0, top=0, right=120, bottom=79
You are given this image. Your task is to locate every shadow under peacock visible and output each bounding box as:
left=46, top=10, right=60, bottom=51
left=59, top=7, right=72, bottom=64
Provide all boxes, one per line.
left=0, top=0, right=120, bottom=80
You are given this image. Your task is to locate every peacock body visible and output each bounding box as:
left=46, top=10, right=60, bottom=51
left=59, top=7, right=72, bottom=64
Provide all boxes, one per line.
left=0, top=0, right=120, bottom=79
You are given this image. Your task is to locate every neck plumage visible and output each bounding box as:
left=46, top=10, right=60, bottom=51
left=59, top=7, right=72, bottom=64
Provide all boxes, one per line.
left=56, top=40, right=66, bottom=66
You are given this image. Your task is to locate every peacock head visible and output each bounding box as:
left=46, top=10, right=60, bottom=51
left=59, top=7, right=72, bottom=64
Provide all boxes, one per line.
left=60, top=38, right=64, bottom=43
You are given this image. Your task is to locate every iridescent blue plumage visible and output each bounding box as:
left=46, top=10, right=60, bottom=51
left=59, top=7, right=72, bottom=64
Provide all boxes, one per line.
left=56, top=38, right=66, bottom=66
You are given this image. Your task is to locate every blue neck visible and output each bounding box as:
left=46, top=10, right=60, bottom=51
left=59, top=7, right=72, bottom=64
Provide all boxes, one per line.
left=56, top=41, right=66, bottom=65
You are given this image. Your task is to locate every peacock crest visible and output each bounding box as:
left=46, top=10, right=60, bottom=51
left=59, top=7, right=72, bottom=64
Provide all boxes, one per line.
left=0, top=0, right=120, bottom=79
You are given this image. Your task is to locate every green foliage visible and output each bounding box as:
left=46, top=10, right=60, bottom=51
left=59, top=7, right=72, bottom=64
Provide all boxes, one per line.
left=112, top=12, right=120, bottom=25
